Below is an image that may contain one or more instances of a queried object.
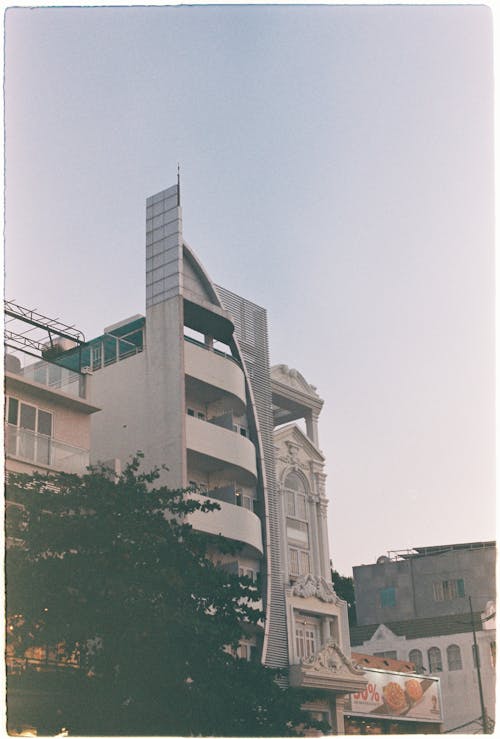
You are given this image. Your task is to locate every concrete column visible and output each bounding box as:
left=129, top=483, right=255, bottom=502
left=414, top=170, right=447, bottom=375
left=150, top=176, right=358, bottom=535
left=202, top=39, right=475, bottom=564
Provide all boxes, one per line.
left=305, top=411, right=320, bottom=447
left=329, top=695, right=346, bottom=735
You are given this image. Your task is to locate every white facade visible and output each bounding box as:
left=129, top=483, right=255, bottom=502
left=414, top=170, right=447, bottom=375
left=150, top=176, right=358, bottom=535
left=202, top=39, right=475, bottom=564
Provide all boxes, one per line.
left=82, top=183, right=366, bottom=732
left=353, top=618, right=496, bottom=732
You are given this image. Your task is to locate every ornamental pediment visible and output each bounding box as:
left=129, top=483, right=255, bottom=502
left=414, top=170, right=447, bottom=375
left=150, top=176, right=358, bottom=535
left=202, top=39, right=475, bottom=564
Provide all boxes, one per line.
left=289, top=640, right=368, bottom=693
left=274, top=424, right=325, bottom=464
left=271, top=364, right=320, bottom=398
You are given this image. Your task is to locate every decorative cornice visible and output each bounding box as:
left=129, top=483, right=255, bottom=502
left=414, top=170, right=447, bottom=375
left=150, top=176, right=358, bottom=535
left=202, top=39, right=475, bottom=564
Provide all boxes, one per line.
left=271, top=364, right=320, bottom=398
left=291, top=574, right=339, bottom=603
left=289, top=640, right=368, bottom=693
left=302, top=640, right=365, bottom=676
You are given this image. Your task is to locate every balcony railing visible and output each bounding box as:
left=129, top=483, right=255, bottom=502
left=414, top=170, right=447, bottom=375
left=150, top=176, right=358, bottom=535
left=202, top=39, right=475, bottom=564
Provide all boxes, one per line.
left=6, top=357, right=86, bottom=399
left=5, top=425, right=89, bottom=474
left=184, top=334, right=241, bottom=366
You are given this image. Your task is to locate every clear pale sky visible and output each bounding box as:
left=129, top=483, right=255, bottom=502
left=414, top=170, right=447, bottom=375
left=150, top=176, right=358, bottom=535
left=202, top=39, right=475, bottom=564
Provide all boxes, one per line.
left=5, top=4, right=495, bottom=575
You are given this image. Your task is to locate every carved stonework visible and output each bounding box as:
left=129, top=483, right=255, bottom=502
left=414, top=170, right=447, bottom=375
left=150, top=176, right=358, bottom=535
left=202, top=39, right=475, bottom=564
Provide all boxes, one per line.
left=302, top=641, right=365, bottom=676
left=315, top=472, right=327, bottom=497
left=278, top=455, right=309, bottom=473
left=289, top=640, right=368, bottom=692
left=271, top=364, right=320, bottom=397
left=291, top=573, right=339, bottom=603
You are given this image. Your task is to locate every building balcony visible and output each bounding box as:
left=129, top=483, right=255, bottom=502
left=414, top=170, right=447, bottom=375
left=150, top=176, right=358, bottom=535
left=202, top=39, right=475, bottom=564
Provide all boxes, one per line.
left=5, top=425, right=90, bottom=474
left=184, top=337, right=246, bottom=416
left=6, top=353, right=86, bottom=399
left=187, top=492, right=263, bottom=556
left=186, top=415, right=257, bottom=486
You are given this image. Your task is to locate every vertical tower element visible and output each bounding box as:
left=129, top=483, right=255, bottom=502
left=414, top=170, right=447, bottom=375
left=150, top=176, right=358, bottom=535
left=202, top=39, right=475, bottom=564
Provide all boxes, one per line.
left=146, top=184, right=183, bottom=307
left=216, top=286, right=289, bottom=673
left=144, top=184, right=186, bottom=487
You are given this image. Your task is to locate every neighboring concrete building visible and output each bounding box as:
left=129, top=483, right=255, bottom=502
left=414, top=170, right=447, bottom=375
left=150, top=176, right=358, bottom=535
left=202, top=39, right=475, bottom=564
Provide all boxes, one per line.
left=5, top=302, right=100, bottom=735
left=57, top=182, right=367, bottom=732
left=351, top=543, right=496, bottom=733
left=353, top=541, right=495, bottom=626
left=4, top=301, right=100, bottom=478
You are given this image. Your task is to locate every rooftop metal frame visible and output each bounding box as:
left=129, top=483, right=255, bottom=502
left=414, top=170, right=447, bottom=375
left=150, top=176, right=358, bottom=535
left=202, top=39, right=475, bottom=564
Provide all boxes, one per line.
left=4, top=299, right=86, bottom=364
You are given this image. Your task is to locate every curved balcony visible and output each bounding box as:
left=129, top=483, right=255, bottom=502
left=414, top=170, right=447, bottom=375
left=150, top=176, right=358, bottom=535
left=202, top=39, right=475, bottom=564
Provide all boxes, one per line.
left=184, top=338, right=246, bottom=415
left=186, top=415, right=257, bottom=486
left=187, top=492, right=263, bottom=556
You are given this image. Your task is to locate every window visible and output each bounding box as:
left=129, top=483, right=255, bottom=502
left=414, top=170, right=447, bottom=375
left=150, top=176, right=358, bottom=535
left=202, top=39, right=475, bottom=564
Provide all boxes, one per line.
left=289, top=548, right=299, bottom=576
left=284, top=472, right=311, bottom=579
left=284, top=473, right=308, bottom=521
left=433, top=578, right=465, bottom=601
left=428, top=647, right=443, bottom=673
left=197, top=412, right=205, bottom=420
left=187, top=408, right=195, bottom=417
left=6, top=397, right=53, bottom=465
left=289, top=547, right=310, bottom=577
left=239, top=567, right=257, bottom=582
left=447, top=644, right=462, bottom=671
left=380, top=587, right=396, bottom=608
left=295, top=617, right=319, bottom=660
left=374, top=650, right=397, bottom=660
left=490, top=642, right=496, bottom=669
left=409, top=649, right=424, bottom=672
left=237, top=642, right=257, bottom=662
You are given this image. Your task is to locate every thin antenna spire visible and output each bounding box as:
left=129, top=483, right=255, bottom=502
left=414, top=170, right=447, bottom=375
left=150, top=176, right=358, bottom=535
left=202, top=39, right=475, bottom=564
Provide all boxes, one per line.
left=177, top=162, right=181, bottom=205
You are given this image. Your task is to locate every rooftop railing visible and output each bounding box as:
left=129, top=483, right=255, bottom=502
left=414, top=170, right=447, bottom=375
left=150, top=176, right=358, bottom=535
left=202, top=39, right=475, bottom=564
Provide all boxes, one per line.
left=6, top=355, right=86, bottom=399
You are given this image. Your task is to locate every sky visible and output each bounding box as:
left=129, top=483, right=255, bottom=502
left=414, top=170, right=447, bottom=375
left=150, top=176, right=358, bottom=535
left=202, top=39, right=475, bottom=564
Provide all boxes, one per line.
left=5, top=3, right=495, bottom=575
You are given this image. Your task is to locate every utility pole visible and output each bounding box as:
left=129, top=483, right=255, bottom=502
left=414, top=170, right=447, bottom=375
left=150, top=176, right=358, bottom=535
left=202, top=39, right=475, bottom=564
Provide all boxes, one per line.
left=469, top=596, right=488, bottom=733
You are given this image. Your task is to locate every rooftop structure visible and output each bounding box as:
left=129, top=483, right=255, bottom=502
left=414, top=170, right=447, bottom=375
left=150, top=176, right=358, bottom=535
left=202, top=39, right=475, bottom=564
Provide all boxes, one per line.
left=4, top=302, right=100, bottom=476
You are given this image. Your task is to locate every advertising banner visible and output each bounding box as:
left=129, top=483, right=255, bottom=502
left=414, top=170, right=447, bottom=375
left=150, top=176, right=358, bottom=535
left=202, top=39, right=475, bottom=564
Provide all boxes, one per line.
left=345, top=668, right=442, bottom=723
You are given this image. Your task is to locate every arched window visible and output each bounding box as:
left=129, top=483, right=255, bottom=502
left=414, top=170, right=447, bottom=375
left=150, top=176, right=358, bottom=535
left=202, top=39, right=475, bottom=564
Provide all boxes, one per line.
left=447, top=644, right=462, bottom=671
left=409, top=649, right=423, bottom=672
left=284, top=472, right=310, bottom=577
left=428, top=647, right=443, bottom=673
left=284, top=472, right=307, bottom=519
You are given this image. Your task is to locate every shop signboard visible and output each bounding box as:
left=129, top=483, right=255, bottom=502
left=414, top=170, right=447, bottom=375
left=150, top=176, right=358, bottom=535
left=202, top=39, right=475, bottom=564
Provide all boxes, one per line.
left=344, top=668, right=442, bottom=723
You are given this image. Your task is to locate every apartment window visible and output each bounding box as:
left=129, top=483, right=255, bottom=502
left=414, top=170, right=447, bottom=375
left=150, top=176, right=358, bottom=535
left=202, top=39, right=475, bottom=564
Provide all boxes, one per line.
left=187, top=408, right=195, bottom=417
left=428, top=647, right=443, bottom=673
left=295, top=615, right=319, bottom=660
left=380, top=587, right=396, bottom=608
left=6, top=397, right=53, bottom=464
left=409, top=649, right=424, bottom=672
left=289, top=548, right=300, bottom=576
left=284, top=473, right=308, bottom=521
left=235, top=493, right=254, bottom=511
left=433, top=578, right=465, bottom=601
left=289, top=547, right=310, bottom=577
left=237, top=642, right=257, bottom=663
left=239, top=567, right=257, bottom=583
left=447, top=644, right=462, bottom=671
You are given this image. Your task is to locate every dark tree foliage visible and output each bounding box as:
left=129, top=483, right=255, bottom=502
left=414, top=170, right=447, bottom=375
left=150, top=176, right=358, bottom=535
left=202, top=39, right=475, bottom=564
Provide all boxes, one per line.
left=331, top=569, right=357, bottom=627
left=6, top=456, right=325, bottom=736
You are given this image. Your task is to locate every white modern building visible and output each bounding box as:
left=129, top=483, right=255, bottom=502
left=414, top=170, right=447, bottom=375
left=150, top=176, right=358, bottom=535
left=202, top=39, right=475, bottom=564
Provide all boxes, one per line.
left=55, top=182, right=367, bottom=731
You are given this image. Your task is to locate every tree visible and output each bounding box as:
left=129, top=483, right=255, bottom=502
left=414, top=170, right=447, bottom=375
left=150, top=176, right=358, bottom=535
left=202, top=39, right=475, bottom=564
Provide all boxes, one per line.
left=6, top=456, right=326, bottom=736
left=331, top=568, right=357, bottom=627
